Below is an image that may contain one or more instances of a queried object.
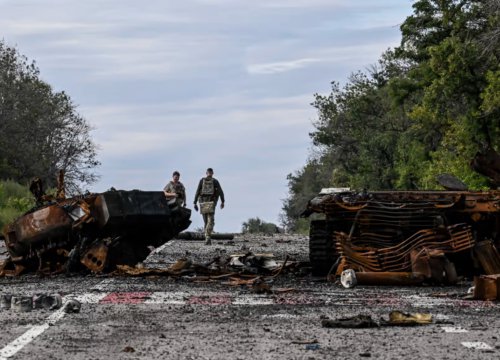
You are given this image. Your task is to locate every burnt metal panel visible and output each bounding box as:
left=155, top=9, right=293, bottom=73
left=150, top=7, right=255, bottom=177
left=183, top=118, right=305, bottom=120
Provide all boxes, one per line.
left=306, top=189, right=500, bottom=279
left=93, top=190, right=173, bottom=229
left=9, top=205, right=72, bottom=246
left=1, top=188, right=191, bottom=275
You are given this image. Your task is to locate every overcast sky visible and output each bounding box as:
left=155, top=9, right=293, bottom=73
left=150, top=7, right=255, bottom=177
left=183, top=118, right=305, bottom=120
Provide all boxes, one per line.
left=1, top=0, right=414, bottom=232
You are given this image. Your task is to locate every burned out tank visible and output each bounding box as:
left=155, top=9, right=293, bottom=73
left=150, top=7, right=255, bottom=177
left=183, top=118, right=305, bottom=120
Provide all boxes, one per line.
left=303, top=188, right=500, bottom=281
left=1, top=189, right=191, bottom=275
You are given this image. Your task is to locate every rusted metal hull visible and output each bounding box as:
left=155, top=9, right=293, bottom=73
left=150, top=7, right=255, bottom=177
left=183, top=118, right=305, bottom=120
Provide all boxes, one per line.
left=305, top=189, right=500, bottom=281
left=1, top=190, right=191, bottom=275
left=4, top=205, right=72, bottom=258
left=355, top=272, right=426, bottom=286
left=473, top=274, right=500, bottom=300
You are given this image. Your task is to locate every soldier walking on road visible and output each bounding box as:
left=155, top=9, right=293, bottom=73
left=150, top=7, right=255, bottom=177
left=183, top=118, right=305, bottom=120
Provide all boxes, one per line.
left=164, top=171, right=186, bottom=207
left=193, top=168, right=225, bottom=245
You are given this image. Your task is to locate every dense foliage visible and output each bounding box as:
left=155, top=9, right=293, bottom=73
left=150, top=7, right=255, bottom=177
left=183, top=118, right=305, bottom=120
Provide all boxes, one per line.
left=241, top=217, right=279, bottom=234
left=282, top=0, right=500, bottom=231
left=0, top=40, right=99, bottom=193
left=0, top=180, right=34, bottom=230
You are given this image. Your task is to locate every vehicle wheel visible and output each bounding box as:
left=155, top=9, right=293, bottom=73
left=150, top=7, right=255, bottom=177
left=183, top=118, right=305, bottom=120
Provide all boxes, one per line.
left=309, top=220, right=338, bottom=276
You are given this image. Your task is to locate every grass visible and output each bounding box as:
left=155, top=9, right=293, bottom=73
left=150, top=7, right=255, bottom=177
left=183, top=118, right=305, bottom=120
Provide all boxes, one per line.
left=0, top=180, right=34, bottom=231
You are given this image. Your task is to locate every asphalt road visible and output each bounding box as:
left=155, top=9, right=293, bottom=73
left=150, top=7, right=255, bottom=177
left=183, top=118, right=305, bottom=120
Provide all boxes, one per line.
left=0, top=234, right=499, bottom=359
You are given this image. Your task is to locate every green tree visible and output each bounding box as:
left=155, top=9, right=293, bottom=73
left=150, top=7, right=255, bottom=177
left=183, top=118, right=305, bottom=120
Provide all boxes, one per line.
left=242, top=217, right=279, bottom=234
left=282, top=0, right=500, bottom=228
left=282, top=64, right=411, bottom=229
left=0, top=41, right=100, bottom=193
left=393, top=0, right=499, bottom=188
left=309, top=75, right=404, bottom=187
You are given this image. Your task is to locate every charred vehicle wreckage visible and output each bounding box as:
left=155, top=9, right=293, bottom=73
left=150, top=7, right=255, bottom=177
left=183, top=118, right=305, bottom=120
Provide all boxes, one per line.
left=0, top=176, right=191, bottom=276
left=304, top=187, right=500, bottom=298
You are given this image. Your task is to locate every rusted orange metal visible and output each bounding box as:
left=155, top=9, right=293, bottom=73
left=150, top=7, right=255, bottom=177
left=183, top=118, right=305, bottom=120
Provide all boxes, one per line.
left=335, top=224, right=474, bottom=273
left=81, top=242, right=108, bottom=273
left=5, top=205, right=72, bottom=250
left=306, top=189, right=500, bottom=280
left=1, top=184, right=192, bottom=275
left=474, top=240, right=500, bottom=275
left=355, top=272, right=425, bottom=286
left=473, top=275, right=500, bottom=301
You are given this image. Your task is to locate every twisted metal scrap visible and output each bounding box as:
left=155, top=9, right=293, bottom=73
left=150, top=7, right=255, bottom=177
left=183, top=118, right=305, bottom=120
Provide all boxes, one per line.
left=336, top=223, right=474, bottom=272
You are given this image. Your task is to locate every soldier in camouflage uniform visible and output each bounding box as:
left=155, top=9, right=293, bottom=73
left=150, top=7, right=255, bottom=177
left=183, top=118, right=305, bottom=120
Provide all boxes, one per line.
left=163, top=171, right=186, bottom=207
left=193, top=168, right=225, bottom=245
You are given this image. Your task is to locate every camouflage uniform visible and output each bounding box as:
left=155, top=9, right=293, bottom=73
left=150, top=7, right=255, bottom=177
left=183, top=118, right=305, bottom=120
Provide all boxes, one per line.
left=163, top=181, right=186, bottom=207
left=193, top=177, right=225, bottom=242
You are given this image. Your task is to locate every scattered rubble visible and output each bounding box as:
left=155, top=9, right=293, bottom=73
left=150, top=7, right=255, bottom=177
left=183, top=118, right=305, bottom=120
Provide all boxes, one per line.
left=33, top=293, right=62, bottom=310
left=62, top=299, right=81, bottom=313
left=1, top=293, right=64, bottom=312
left=11, top=296, right=33, bottom=312
left=175, top=232, right=234, bottom=240
left=321, top=314, right=379, bottom=328
left=113, top=251, right=300, bottom=294
left=321, top=311, right=433, bottom=328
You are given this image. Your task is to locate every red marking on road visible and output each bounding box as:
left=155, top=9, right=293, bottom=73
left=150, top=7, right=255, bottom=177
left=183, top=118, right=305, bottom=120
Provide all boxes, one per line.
left=100, top=292, right=151, bottom=304
left=274, top=295, right=321, bottom=305
left=187, top=295, right=232, bottom=305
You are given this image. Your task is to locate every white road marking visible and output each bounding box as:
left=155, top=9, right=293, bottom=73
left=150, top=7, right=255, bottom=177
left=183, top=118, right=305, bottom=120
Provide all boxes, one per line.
left=461, top=342, right=493, bottom=350
left=0, top=324, right=51, bottom=359
left=0, top=305, right=66, bottom=359
left=144, top=292, right=274, bottom=306
left=442, top=326, right=468, bottom=333
left=74, top=293, right=109, bottom=304
left=0, top=284, right=110, bottom=359
left=233, top=295, right=275, bottom=306
left=144, top=292, right=190, bottom=305
left=1, top=287, right=497, bottom=359
left=434, top=314, right=450, bottom=320
left=261, top=313, right=298, bottom=319
left=403, top=295, right=448, bottom=307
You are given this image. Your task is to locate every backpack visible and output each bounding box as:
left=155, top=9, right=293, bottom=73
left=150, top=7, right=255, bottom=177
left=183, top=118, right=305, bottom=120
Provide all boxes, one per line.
left=201, top=178, right=215, bottom=195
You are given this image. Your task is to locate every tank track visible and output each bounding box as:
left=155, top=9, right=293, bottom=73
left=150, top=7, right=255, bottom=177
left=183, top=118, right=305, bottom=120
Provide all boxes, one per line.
left=309, top=219, right=338, bottom=276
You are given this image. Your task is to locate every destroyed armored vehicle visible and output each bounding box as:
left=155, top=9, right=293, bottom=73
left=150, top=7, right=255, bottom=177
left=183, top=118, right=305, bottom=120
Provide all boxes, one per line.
left=1, top=189, right=191, bottom=275
left=303, top=188, right=500, bottom=283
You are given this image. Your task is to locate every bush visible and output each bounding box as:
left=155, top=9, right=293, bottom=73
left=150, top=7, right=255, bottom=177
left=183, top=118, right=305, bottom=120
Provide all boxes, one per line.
left=241, top=217, right=280, bottom=234
left=292, top=218, right=311, bottom=235
left=0, top=180, right=34, bottom=231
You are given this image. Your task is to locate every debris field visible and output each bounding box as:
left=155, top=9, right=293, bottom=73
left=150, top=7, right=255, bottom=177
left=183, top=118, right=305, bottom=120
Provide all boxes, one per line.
left=0, top=233, right=499, bottom=359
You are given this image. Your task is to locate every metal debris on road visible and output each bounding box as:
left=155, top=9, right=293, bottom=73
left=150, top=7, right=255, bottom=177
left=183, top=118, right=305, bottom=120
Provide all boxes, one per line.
left=0, top=174, right=191, bottom=276
left=1, top=293, right=64, bottom=312
left=115, top=251, right=296, bottom=278
left=33, top=294, right=62, bottom=310
left=322, top=311, right=433, bottom=328
left=383, top=311, right=432, bottom=326
left=62, top=299, right=81, bottom=313
left=321, top=314, right=379, bottom=328
left=304, top=188, right=500, bottom=289
left=473, top=274, right=500, bottom=300
left=10, top=296, right=33, bottom=312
